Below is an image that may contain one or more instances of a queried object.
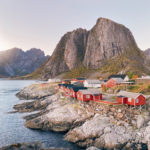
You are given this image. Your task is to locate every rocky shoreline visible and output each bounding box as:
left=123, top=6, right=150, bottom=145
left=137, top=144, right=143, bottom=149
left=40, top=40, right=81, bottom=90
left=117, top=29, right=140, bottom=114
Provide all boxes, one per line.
left=7, top=83, right=150, bottom=149
left=0, top=142, right=70, bottom=150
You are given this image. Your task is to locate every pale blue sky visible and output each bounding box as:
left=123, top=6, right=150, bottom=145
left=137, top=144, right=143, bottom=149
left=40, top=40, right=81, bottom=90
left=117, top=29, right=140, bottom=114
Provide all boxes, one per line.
left=0, top=0, right=150, bottom=55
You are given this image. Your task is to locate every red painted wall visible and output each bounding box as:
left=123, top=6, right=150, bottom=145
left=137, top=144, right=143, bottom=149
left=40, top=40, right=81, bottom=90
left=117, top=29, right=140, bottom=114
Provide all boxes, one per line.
left=106, top=79, right=117, bottom=88
left=127, top=95, right=145, bottom=106
left=77, top=91, right=93, bottom=101
left=93, top=94, right=103, bottom=101
left=70, top=89, right=77, bottom=98
left=117, top=97, right=127, bottom=104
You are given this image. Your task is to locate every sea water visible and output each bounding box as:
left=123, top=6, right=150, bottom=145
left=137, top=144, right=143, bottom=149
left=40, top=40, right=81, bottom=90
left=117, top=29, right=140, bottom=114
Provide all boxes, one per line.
left=0, top=80, right=82, bottom=149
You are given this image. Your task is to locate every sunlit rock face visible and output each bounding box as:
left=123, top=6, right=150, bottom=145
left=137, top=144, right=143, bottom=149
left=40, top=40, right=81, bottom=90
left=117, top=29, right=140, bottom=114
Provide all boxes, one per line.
left=34, top=17, right=148, bottom=80
left=83, top=18, right=139, bottom=68
left=0, top=48, right=49, bottom=77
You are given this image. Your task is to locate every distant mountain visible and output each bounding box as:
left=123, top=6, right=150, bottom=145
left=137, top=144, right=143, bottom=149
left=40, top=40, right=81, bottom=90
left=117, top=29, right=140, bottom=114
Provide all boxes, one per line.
left=24, top=18, right=150, bottom=79
left=0, top=48, right=49, bottom=77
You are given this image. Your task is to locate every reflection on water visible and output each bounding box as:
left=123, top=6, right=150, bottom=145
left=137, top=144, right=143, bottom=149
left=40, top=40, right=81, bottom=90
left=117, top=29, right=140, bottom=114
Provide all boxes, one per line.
left=0, top=80, right=81, bottom=149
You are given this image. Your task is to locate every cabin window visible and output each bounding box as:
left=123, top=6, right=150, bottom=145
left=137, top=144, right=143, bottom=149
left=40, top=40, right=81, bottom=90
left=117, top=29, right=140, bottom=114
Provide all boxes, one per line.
left=86, top=95, right=90, bottom=98
left=136, top=98, right=139, bottom=103
left=128, top=98, right=132, bottom=102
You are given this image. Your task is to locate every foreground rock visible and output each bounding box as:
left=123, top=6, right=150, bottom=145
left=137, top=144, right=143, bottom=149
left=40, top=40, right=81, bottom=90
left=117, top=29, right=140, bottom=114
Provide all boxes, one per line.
left=14, top=94, right=59, bottom=112
left=16, top=83, right=57, bottom=100
left=65, top=114, right=135, bottom=149
left=15, top=83, right=150, bottom=149
left=25, top=94, right=94, bottom=132
left=0, top=142, right=69, bottom=150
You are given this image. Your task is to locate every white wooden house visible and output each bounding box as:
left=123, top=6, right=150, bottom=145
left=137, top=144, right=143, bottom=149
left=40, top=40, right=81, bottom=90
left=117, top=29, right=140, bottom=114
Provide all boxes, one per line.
left=84, top=80, right=102, bottom=88
left=48, top=79, right=61, bottom=83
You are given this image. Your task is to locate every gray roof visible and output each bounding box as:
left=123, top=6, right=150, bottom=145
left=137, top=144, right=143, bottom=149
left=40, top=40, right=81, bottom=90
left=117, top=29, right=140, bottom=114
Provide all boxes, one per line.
left=117, top=91, right=143, bottom=99
left=108, top=74, right=127, bottom=79
left=111, top=78, right=123, bottom=83
left=84, top=80, right=102, bottom=84
left=78, top=89, right=101, bottom=95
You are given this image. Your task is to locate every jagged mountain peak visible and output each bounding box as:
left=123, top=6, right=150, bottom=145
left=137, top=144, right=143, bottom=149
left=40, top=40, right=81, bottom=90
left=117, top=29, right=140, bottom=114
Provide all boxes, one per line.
left=83, top=17, right=140, bottom=68
left=0, top=48, right=49, bottom=77
left=27, top=18, right=150, bottom=79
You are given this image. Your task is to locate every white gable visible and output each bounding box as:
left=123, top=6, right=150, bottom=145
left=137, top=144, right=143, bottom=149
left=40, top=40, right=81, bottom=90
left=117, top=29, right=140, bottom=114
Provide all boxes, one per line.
left=84, top=80, right=102, bottom=87
left=124, top=75, right=129, bottom=81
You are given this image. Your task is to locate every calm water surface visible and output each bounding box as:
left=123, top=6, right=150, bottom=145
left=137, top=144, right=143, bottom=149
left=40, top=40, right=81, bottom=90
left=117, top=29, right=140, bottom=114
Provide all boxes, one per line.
left=0, top=80, right=82, bottom=149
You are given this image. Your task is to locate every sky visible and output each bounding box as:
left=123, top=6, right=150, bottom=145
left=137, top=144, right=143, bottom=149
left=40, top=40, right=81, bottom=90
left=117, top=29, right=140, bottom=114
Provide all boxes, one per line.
left=0, top=0, right=150, bottom=55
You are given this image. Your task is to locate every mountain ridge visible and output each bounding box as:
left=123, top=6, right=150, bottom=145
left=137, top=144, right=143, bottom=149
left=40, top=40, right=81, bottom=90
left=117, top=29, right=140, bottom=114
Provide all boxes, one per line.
left=0, top=47, right=49, bottom=77
left=18, top=18, right=150, bottom=79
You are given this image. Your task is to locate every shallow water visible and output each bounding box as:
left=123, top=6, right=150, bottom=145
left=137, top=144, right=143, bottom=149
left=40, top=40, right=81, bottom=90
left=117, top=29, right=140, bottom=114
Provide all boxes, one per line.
left=0, top=80, right=82, bottom=149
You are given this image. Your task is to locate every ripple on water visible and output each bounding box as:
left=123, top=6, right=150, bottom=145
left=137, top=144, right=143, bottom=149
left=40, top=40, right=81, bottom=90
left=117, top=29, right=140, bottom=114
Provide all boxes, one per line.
left=0, top=80, right=83, bottom=150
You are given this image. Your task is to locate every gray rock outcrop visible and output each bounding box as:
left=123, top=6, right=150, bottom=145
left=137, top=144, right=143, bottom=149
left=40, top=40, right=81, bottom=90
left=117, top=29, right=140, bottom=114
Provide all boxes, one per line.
left=16, top=83, right=56, bottom=100
left=65, top=114, right=134, bottom=149
left=14, top=83, right=150, bottom=149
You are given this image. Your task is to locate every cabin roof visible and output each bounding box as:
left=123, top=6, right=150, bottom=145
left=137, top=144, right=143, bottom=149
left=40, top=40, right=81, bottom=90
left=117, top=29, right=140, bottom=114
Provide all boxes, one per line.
left=75, top=78, right=86, bottom=80
left=72, top=81, right=84, bottom=86
left=78, top=89, right=101, bottom=95
left=111, top=78, right=123, bottom=83
left=67, top=85, right=77, bottom=89
left=84, top=80, right=102, bottom=84
left=117, top=91, right=143, bottom=99
left=64, top=84, right=75, bottom=88
left=108, top=74, right=127, bottom=80
left=62, top=84, right=71, bottom=87
left=63, top=80, right=70, bottom=82
left=71, top=86, right=87, bottom=92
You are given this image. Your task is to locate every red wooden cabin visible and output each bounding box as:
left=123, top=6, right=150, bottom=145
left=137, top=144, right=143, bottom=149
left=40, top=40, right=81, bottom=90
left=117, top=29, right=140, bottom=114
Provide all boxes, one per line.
left=116, top=96, right=128, bottom=104
left=71, top=78, right=86, bottom=84
left=40, top=83, right=46, bottom=88
left=57, top=84, right=63, bottom=89
left=106, top=78, right=123, bottom=88
left=63, top=84, right=70, bottom=96
left=70, top=87, right=87, bottom=98
left=65, top=85, right=76, bottom=96
left=117, top=91, right=146, bottom=106
left=93, top=94, right=103, bottom=101
left=62, top=80, right=70, bottom=84
left=77, top=89, right=102, bottom=102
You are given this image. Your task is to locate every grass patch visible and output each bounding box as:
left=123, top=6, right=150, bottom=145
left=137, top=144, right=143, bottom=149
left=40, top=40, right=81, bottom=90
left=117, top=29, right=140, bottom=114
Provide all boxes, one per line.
left=64, top=66, right=96, bottom=79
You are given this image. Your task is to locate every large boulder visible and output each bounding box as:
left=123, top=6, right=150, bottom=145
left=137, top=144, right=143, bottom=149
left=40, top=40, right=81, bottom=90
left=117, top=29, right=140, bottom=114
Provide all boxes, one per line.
left=14, top=94, right=59, bottom=112
left=65, top=114, right=135, bottom=149
left=136, top=113, right=150, bottom=129
left=16, top=83, right=56, bottom=100
left=25, top=99, right=94, bottom=132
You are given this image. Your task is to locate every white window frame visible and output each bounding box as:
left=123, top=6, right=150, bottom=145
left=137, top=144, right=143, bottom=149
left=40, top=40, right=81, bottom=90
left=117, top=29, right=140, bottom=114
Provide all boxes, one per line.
left=86, top=95, right=90, bottom=98
left=135, top=98, right=139, bottom=103
left=128, top=98, right=132, bottom=102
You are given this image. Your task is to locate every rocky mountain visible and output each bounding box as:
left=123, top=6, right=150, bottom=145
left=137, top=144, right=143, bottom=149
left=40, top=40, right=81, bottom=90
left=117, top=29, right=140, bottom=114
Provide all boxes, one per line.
left=28, top=18, right=150, bottom=79
left=144, top=48, right=150, bottom=60
left=0, top=48, right=49, bottom=77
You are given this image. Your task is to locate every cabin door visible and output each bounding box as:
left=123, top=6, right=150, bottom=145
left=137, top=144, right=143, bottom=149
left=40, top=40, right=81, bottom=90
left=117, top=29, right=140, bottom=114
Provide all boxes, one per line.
left=123, top=97, right=127, bottom=104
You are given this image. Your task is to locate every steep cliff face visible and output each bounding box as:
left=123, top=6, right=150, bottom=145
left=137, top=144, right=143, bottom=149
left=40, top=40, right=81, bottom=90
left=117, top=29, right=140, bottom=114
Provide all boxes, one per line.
left=83, top=18, right=142, bottom=68
left=29, top=18, right=149, bottom=79
left=39, top=28, right=88, bottom=79
left=144, top=48, right=150, bottom=70
left=144, top=49, right=150, bottom=60
left=0, top=48, right=49, bottom=77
